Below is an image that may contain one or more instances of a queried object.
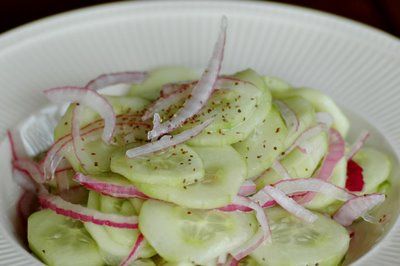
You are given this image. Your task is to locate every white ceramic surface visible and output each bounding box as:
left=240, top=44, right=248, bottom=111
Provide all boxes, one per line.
left=0, top=1, right=399, bottom=265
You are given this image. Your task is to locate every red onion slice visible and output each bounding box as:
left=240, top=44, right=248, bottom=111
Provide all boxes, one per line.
left=224, top=256, right=239, bottom=266
left=13, top=169, right=37, bottom=193
left=73, top=173, right=148, bottom=199
left=126, top=118, right=213, bottom=158
left=85, top=72, right=147, bottom=91
left=142, top=88, right=190, bottom=121
left=44, top=86, right=116, bottom=143
left=143, top=77, right=245, bottom=122
left=297, top=128, right=345, bottom=204
left=346, top=130, right=370, bottom=160
left=333, top=194, right=385, bottom=226
left=251, top=178, right=355, bottom=208
left=39, top=193, right=139, bottom=228
left=274, top=100, right=299, bottom=134
left=43, top=116, right=149, bottom=179
left=315, top=128, right=345, bottom=181
left=263, top=186, right=317, bottom=223
left=120, top=234, right=145, bottom=266
left=271, top=160, right=291, bottom=179
left=238, top=180, right=257, bottom=196
left=13, top=158, right=45, bottom=184
left=148, top=17, right=227, bottom=139
left=229, top=196, right=270, bottom=260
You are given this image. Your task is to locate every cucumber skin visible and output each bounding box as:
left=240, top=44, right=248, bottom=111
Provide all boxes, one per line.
left=28, top=210, right=104, bottom=266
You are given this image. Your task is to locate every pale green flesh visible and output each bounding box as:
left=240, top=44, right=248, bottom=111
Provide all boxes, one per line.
left=233, top=105, right=288, bottom=179
left=28, top=210, right=103, bottom=266
left=85, top=191, right=156, bottom=265
left=353, top=147, right=391, bottom=194
left=251, top=207, right=350, bottom=266
left=256, top=132, right=328, bottom=189
left=131, top=146, right=246, bottom=209
left=111, top=144, right=205, bottom=186
left=130, top=66, right=199, bottom=100
left=139, top=200, right=257, bottom=264
left=54, top=96, right=149, bottom=140
left=273, top=88, right=350, bottom=137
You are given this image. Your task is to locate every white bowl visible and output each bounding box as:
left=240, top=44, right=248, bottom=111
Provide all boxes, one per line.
left=0, top=1, right=399, bottom=265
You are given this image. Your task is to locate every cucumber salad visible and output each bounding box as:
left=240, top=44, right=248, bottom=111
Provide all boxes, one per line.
left=9, top=17, right=391, bottom=266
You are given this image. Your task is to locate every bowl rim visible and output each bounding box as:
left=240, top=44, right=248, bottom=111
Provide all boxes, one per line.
left=0, top=1, right=399, bottom=265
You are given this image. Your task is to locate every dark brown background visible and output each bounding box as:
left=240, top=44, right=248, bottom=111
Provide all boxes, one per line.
left=0, top=0, right=399, bottom=37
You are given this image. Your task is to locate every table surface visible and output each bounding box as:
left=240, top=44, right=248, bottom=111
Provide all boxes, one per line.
left=0, top=0, right=399, bottom=38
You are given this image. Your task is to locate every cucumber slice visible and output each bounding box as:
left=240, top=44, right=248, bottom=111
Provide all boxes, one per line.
left=111, top=144, right=205, bottom=186
left=239, top=257, right=260, bottom=266
left=131, top=259, right=156, bottom=266
left=139, top=200, right=257, bottom=264
left=62, top=121, right=148, bottom=175
left=263, top=76, right=292, bottom=94
left=233, top=106, right=288, bottom=179
left=273, top=88, right=349, bottom=137
left=132, top=146, right=246, bottom=209
left=378, top=181, right=391, bottom=194
left=130, top=66, right=198, bottom=100
left=234, top=69, right=268, bottom=93
left=55, top=96, right=149, bottom=140
left=85, top=191, right=156, bottom=265
left=353, top=147, right=391, bottom=194
left=279, top=96, right=317, bottom=148
left=251, top=207, right=350, bottom=266
left=305, top=158, right=347, bottom=211
left=256, top=132, right=328, bottom=189
left=28, top=209, right=103, bottom=266
left=187, top=87, right=269, bottom=146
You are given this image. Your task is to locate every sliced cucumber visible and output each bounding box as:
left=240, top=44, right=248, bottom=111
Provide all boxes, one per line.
left=305, top=158, right=347, bottom=211
left=263, top=76, right=291, bottom=94
left=353, top=147, right=391, bottom=194
left=279, top=96, right=317, bottom=148
left=111, top=144, right=205, bottom=186
left=130, top=66, right=198, bottom=100
left=251, top=207, right=350, bottom=266
left=28, top=209, right=103, bottom=266
left=139, top=200, right=257, bottom=264
left=273, top=88, right=349, bottom=137
left=256, top=132, right=328, bottom=189
left=55, top=96, right=149, bottom=140
left=233, top=106, right=288, bottom=179
left=239, top=257, right=260, bottom=266
left=62, top=121, right=148, bottom=175
left=234, top=69, right=268, bottom=93
left=85, top=191, right=156, bottom=265
left=378, top=181, right=391, bottom=194
left=174, top=78, right=266, bottom=146
left=132, top=146, right=246, bottom=209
